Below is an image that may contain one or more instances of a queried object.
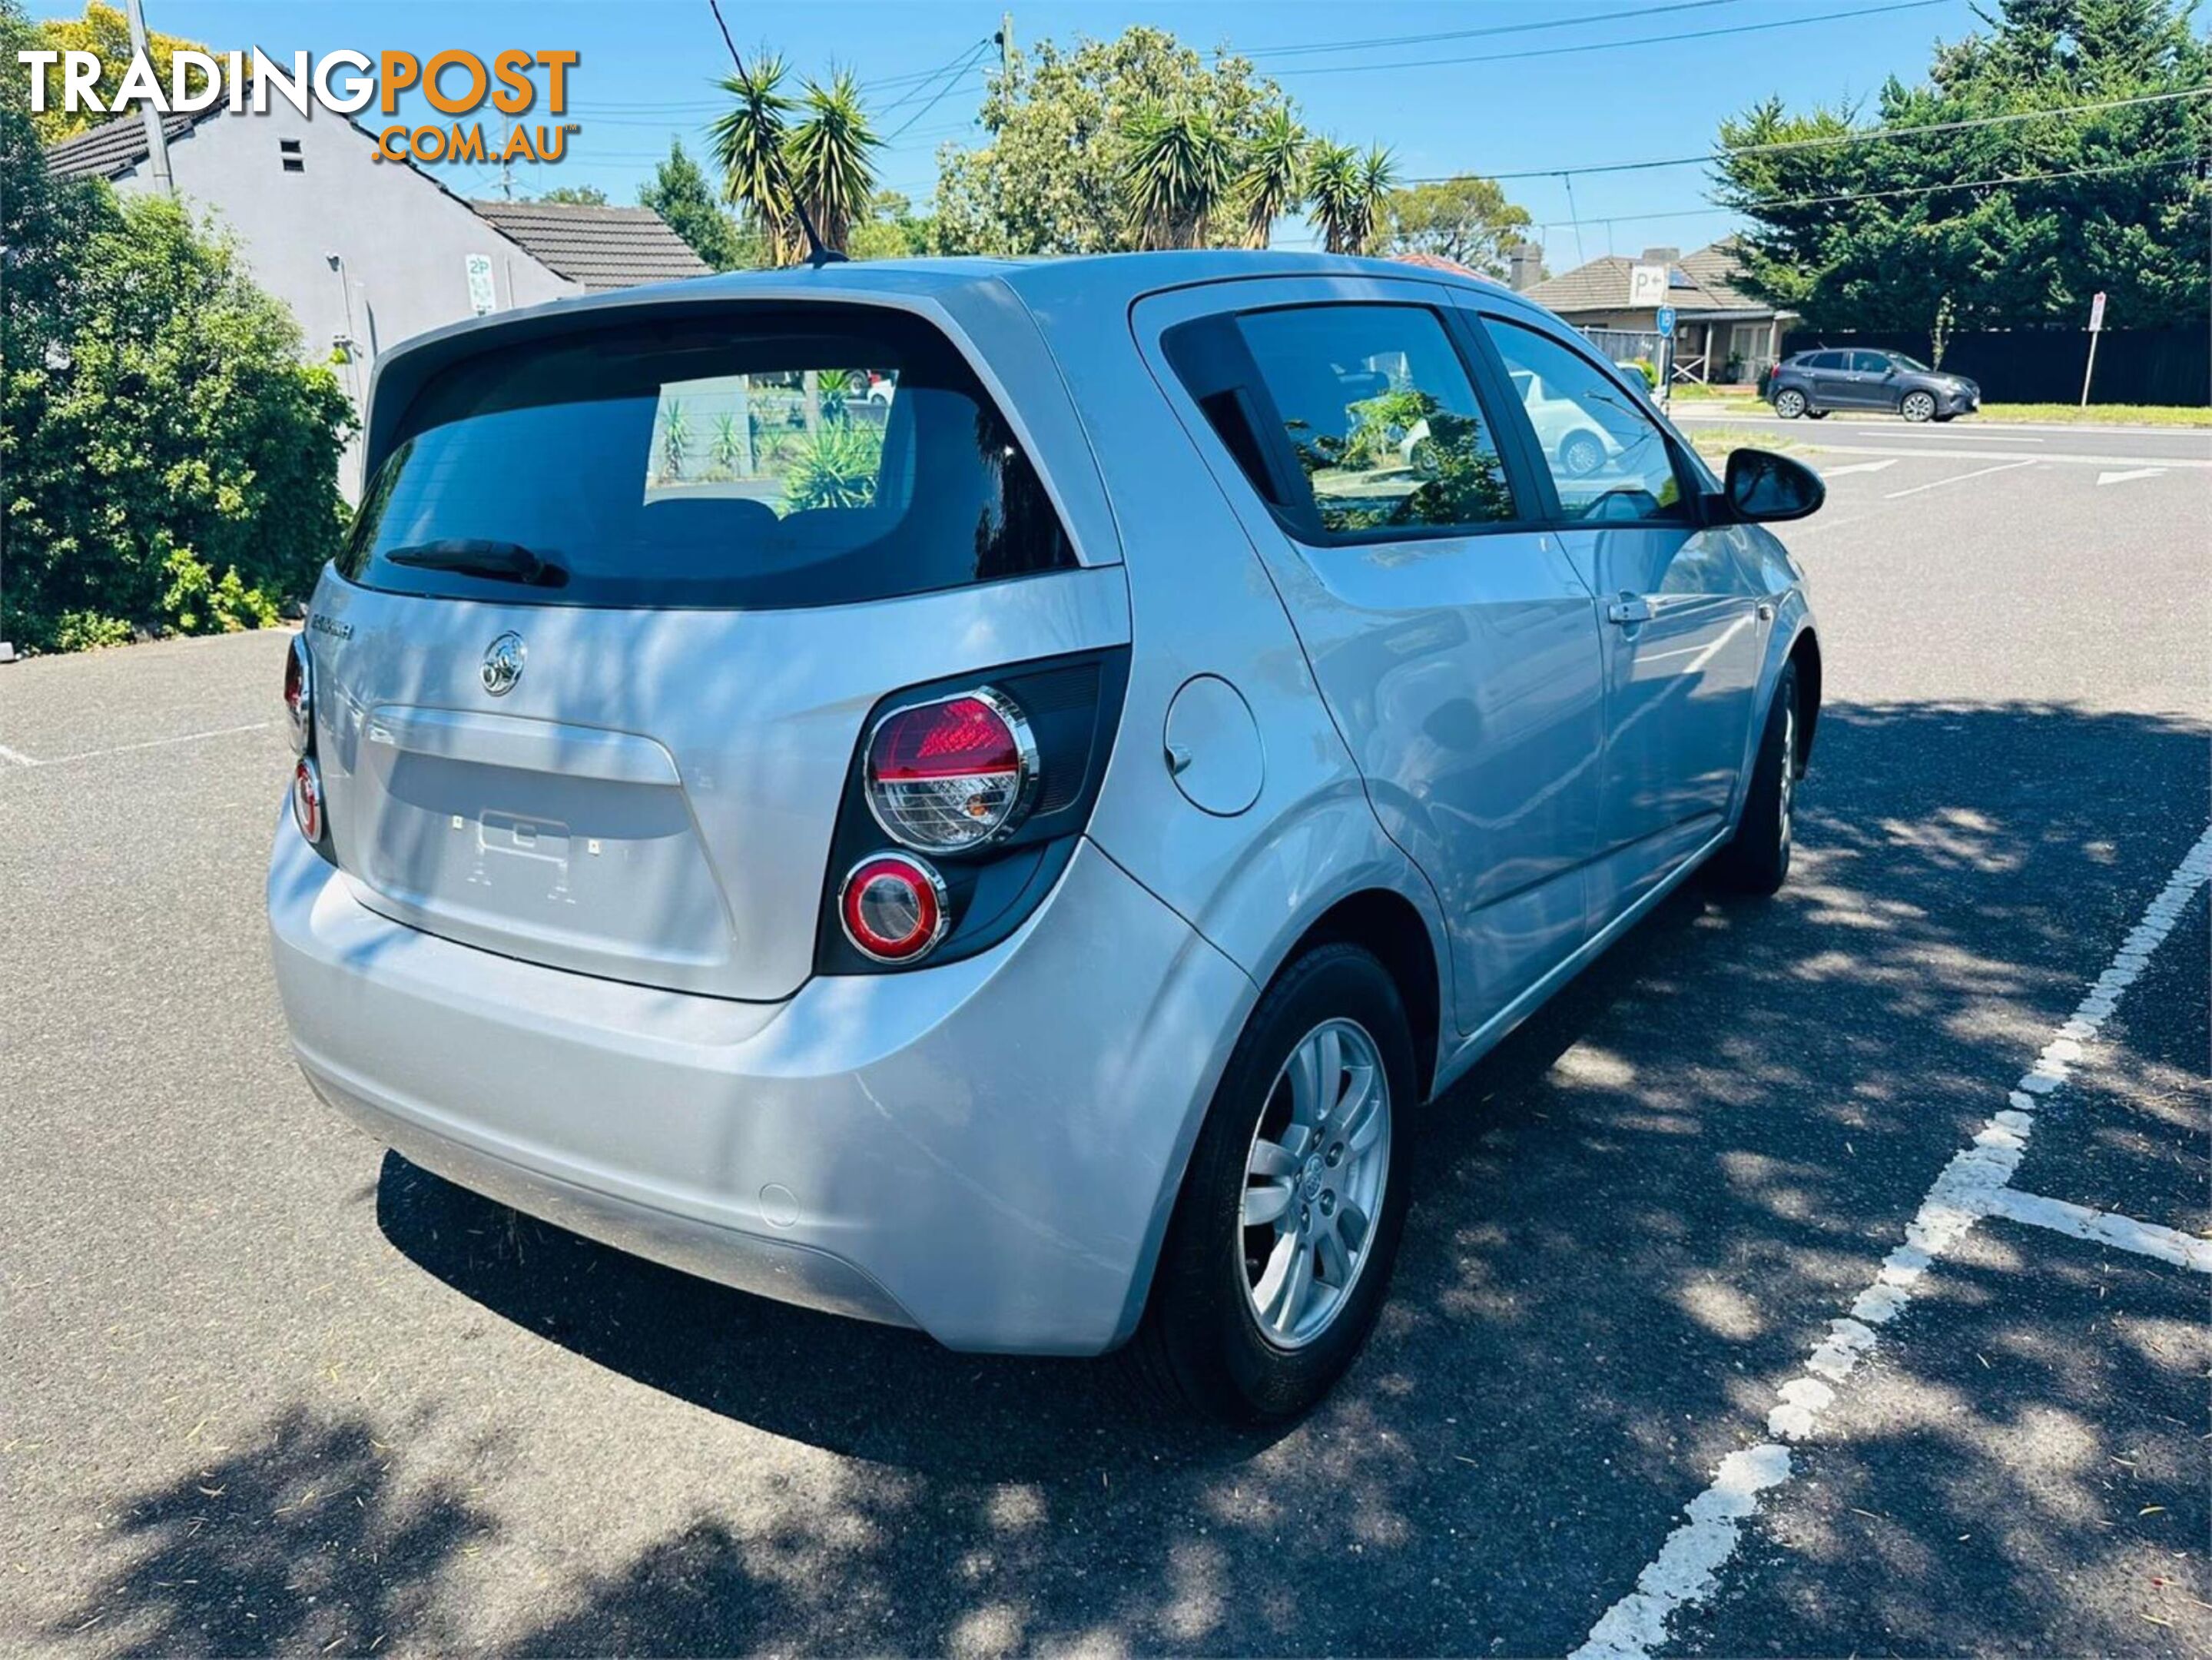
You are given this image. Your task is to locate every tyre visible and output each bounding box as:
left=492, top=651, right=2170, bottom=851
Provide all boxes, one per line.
left=1709, top=662, right=1799, bottom=897
left=1129, top=943, right=1415, bottom=1423
left=1773, top=387, right=1808, bottom=419
left=1805, top=410, right=1829, bottom=420
left=1900, top=390, right=1936, bottom=423
left=1560, top=430, right=1607, bottom=477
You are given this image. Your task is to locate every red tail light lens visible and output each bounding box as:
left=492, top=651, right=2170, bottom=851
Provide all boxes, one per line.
left=839, top=854, right=949, bottom=962
left=291, top=756, right=324, bottom=844
left=865, top=689, right=1036, bottom=853
left=283, top=635, right=313, bottom=754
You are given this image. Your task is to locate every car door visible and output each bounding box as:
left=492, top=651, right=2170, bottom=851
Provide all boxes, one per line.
left=1469, top=311, right=1767, bottom=921
left=1851, top=350, right=1902, bottom=410
left=1140, top=281, right=1607, bottom=1037
left=1803, top=350, right=1855, bottom=407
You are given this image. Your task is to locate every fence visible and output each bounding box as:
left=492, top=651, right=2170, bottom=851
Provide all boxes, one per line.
left=1779, top=326, right=2209, bottom=406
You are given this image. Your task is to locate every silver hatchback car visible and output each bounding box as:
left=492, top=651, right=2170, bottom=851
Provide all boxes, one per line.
left=270, top=251, right=1823, bottom=1421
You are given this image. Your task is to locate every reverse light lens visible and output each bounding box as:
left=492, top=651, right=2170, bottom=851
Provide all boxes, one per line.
left=283, top=634, right=313, bottom=754
left=865, top=689, right=1036, bottom=853
left=291, top=755, right=324, bottom=844
left=839, top=854, right=949, bottom=963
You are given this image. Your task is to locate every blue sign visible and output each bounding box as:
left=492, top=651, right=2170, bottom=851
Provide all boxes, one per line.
left=1655, top=305, right=1677, bottom=339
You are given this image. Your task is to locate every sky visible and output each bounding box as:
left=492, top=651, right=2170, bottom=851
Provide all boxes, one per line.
left=41, top=0, right=1992, bottom=267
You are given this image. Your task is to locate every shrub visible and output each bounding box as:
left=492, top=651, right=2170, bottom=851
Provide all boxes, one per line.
left=780, top=421, right=883, bottom=513
left=51, top=609, right=133, bottom=650
left=2, top=177, right=354, bottom=650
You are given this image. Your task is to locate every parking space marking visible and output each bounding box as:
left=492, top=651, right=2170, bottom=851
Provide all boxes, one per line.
left=1814, top=459, right=1896, bottom=477
left=1988, top=1188, right=2212, bottom=1273
left=1882, top=458, right=2038, bottom=499
left=0, top=740, right=37, bottom=768
left=5, top=719, right=273, bottom=769
left=2095, top=466, right=2165, bottom=486
left=1572, top=822, right=2212, bottom=1660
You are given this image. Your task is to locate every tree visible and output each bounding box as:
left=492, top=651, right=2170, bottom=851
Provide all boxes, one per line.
left=1715, top=0, right=2211, bottom=332
left=638, top=139, right=753, bottom=270
left=846, top=190, right=933, bottom=260
left=1380, top=176, right=1533, bottom=276
left=1309, top=141, right=1397, bottom=255
left=1119, top=100, right=1236, bottom=249
left=27, top=2, right=207, bottom=142
left=934, top=27, right=1294, bottom=255
left=785, top=69, right=880, bottom=254
left=708, top=54, right=798, bottom=261
left=4, top=194, right=353, bottom=649
left=536, top=185, right=609, bottom=205
left=1232, top=106, right=1307, bottom=249
left=708, top=57, right=880, bottom=261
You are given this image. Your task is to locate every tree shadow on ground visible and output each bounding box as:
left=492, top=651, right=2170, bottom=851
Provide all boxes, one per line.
left=50, top=700, right=2210, bottom=1656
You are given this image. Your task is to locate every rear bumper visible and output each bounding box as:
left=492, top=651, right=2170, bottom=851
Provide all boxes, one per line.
left=268, top=814, right=1254, bottom=1354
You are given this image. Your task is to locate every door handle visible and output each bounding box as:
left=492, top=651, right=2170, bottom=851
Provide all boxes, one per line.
left=1605, top=594, right=1653, bottom=626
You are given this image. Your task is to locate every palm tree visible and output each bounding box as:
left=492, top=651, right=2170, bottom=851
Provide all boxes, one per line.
left=1306, top=141, right=1361, bottom=255
left=1233, top=108, right=1307, bottom=251
left=1308, top=140, right=1398, bottom=256
left=708, top=55, right=796, bottom=261
left=1355, top=145, right=1400, bottom=253
left=785, top=70, right=881, bottom=254
left=1119, top=101, right=1235, bottom=251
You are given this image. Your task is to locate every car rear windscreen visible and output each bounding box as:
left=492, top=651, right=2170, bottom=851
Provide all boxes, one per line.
left=339, top=307, right=1076, bottom=609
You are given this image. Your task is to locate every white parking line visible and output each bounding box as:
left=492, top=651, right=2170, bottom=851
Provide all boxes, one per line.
left=2095, top=467, right=2165, bottom=486
left=1882, top=458, right=2038, bottom=498
left=1987, top=1189, right=2212, bottom=1273
left=1814, top=459, right=1896, bottom=477
left=0, top=741, right=38, bottom=768
left=1572, top=823, right=2212, bottom=1660
left=4, top=720, right=272, bottom=769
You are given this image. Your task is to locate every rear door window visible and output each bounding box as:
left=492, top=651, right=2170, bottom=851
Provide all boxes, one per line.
left=1221, top=304, right=1518, bottom=537
left=1851, top=350, right=1893, bottom=374
left=342, top=309, right=1074, bottom=609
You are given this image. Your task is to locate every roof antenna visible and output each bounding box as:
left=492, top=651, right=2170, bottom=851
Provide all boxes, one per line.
left=708, top=0, right=846, bottom=268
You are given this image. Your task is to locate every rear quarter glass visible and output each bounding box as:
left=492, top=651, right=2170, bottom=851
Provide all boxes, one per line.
left=340, top=307, right=1076, bottom=610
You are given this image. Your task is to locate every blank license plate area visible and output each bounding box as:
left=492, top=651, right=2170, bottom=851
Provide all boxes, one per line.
left=356, top=749, right=731, bottom=970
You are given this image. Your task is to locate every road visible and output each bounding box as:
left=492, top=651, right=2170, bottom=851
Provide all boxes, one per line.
left=2, top=446, right=2207, bottom=1657
left=1672, top=405, right=2212, bottom=470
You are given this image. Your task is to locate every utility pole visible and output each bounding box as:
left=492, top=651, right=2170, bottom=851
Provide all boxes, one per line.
left=996, top=12, right=1014, bottom=76
left=124, top=0, right=175, bottom=198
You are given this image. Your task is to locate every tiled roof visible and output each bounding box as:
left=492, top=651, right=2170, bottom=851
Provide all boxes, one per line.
left=44, top=107, right=221, bottom=180
left=1521, top=240, right=1775, bottom=317
left=467, top=201, right=712, bottom=292
left=1389, top=251, right=1497, bottom=281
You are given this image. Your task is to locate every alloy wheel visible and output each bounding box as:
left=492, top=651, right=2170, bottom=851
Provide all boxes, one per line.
left=1240, top=1018, right=1392, bottom=1350
left=1902, top=391, right=1935, bottom=422
left=1774, top=389, right=1806, bottom=419
left=1562, top=433, right=1606, bottom=476
left=1778, top=700, right=1797, bottom=858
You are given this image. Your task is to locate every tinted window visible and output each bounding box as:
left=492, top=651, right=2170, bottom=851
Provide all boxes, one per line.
left=1851, top=350, right=1893, bottom=374
left=342, top=310, right=1074, bottom=609
left=1484, top=320, right=1688, bottom=523
left=1230, top=304, right=1515, bottom=536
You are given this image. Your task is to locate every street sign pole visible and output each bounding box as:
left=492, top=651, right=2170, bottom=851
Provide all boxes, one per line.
left=2079, top=290, right=2107, bottom=408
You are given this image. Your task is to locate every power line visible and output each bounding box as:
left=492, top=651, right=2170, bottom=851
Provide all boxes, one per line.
left=1238, top=0, right=1746, bottom=61
left=1272, top=0, right=1951, bottom=78
left=882, top=41, right=995, bottom=141
left=872, top=38, right=993, bottom=122
left=1408, top=86, right=2212, bottom=185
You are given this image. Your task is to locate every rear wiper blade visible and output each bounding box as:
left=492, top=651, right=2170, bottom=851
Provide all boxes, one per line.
left=381, top=540, right=565, bottom=584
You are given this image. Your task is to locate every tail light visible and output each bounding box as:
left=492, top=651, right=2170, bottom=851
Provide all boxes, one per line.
left=865, top=689, right=1037, bottom=853
left=283, top=634, right=313, bottom=753
left=291, top=756, right=325, bottom=843
left=817, top=649, right=1129, bottom=978
left=839, top=854, right=949, bottom=962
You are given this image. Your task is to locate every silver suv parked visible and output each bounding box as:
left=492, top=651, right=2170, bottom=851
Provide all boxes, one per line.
left=270, top=253, right=1824, bottom=1421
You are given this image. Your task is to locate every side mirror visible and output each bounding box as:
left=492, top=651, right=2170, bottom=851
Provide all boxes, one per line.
left=1721, top=448, right=1825, bottom=523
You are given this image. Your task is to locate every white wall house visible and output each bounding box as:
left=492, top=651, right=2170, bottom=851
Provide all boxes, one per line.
left=47, top=102, right=710, bottom=493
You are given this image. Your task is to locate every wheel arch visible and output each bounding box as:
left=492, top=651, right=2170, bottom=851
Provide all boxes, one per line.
left=1272, top=888, right=1444, bottom=1102
left=1787, top=625, right=1822, bottom=770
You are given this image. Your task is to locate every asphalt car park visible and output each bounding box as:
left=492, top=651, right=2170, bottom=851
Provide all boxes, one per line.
left=2, top=440, right=2205, bottom=1656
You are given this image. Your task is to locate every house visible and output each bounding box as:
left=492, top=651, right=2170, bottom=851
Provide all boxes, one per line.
left=1519, top=241, right=1796, bottom=386
left=45, top=102, right=710, bottom=492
